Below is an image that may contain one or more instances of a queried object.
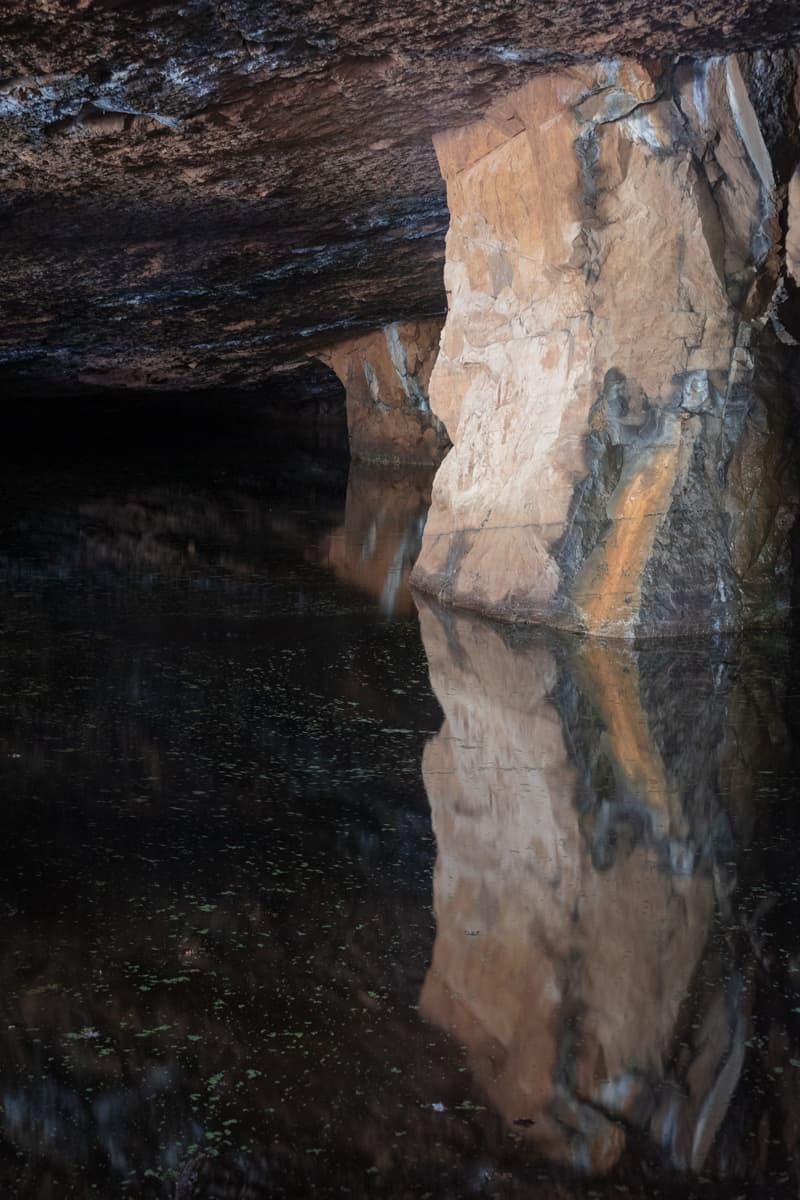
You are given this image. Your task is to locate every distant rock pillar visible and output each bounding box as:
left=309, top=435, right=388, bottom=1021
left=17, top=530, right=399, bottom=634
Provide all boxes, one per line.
left=319, top=319, right=449, bottom=465
left=411, top=55, right=800, bottom=636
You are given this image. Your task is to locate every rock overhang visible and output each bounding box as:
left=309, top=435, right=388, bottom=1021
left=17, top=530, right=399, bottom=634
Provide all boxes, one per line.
left=3, top=0, right=800, bottom=397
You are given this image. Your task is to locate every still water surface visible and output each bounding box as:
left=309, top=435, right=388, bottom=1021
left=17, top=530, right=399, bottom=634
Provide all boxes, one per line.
left=1, top=424, right=800, bottom=1199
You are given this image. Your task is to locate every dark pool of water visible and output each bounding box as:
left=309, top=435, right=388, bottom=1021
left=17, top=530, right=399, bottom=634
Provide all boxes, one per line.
left=2, top=421, right=800, bottom=1199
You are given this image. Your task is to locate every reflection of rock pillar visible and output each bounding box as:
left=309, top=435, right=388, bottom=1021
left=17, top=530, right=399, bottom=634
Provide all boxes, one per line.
left=412, top=56, right=799, bottom=636
left=417, top=599, right=723, bottom=1172
left=317, top=463, right=434, bottom=616
left=319, top=320, right=449, bottom=465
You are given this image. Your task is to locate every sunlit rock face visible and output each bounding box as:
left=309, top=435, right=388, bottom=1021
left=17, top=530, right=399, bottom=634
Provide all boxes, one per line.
left=319, top=320, right=448, bottom=464
left=412, top=55, right=800, bottom=636
left=417, top=597, right=788, bottom=1177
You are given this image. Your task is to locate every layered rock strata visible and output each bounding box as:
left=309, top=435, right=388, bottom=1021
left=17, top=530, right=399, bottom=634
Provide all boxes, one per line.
left=4, top=5, right=800, bottom=396
left=417, top=597, right=786, bottom=1175
left=318, top=320, right=448, bottom=463
left=412, top=55, right=800, bottom=636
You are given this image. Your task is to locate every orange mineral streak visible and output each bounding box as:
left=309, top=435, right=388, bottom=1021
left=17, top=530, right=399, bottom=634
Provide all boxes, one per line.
left=575, top=640, right=681, bottom=837
left=574, top=442, right=683, bottom=634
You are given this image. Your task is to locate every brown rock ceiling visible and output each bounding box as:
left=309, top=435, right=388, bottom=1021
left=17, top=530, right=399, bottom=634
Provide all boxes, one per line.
left=2, top=0, right=800, bottom=396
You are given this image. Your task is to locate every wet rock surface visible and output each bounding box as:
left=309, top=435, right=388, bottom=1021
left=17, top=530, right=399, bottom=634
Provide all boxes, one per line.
left=3, top=4, right=800, bottom=395
left=412, top=54, right=800, bottom=635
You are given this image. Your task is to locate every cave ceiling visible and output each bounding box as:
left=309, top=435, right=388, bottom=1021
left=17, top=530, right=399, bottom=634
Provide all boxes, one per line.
left=2, top=0, right=800, bottom=396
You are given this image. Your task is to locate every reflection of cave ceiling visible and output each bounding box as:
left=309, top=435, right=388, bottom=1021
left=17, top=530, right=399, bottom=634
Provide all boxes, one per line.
left=2, top=1, right=800, bottom=396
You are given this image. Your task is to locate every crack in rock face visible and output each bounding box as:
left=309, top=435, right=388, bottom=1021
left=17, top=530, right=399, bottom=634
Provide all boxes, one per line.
left=410, top=53, right=800, bottom=637
left=2, top=2, right=800, bottom=395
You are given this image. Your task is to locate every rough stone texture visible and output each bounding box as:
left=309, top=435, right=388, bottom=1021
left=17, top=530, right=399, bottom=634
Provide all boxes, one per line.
left=417, top=596, right=786, bottom=1174
left=412, top=55, right=800, bottom=636
left=2, top=5, right=800, bottom=396
left=788, top=163, right=800, bottom=283
left=318, top=320, right=448, bottom=463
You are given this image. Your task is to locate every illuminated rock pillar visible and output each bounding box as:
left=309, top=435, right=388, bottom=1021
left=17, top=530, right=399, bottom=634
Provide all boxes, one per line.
left=319, top=319, right=449, bottom=465
left=412, top=56, right=800, bottom=635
